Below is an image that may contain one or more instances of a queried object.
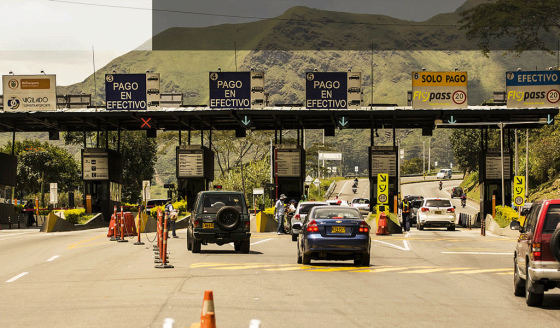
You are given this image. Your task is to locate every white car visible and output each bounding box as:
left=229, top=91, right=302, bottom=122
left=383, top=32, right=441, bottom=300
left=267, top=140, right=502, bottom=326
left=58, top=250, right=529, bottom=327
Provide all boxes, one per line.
left=436, top=169, right=452, bottom=179
left=351, top=198, right=370, bottom=212
left=326, top=199, right=349, bottom=206
left=416, top=198, right=456, bottom=231
left=290, top=201, right=328, bottom=241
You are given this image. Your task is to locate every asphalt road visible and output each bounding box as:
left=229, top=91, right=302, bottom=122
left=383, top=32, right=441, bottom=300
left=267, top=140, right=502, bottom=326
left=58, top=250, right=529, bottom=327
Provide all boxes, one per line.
left=2, top=177, right=560, bottom=327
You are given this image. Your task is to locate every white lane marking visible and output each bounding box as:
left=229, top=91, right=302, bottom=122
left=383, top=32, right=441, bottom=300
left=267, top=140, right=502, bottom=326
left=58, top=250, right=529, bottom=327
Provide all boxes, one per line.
left=373, top=240, right=410, bottom=251
left=441, top=252, right=511, bottom=255
left=6, top=272, right=29, bottom=283
left=250, top=238, right=274, bottom=246
left=47, top=255, right=60, bottom=262
left=337, top=180, right=351, bottom=197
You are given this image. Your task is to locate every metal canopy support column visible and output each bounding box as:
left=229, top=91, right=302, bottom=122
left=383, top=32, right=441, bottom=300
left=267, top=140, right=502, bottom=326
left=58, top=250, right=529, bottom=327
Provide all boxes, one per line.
left=188, top=119, right=191, bottom=145
left=200, top=128, right=204, bottom=146
left=500, top=122, right=505, bottom=207
left=11, top=126, right=16, bottom=156
left=83, top=123, right=87, bottom=149
left=105, top=130, right=109, bottom=150
left=117, top=125, right=121, bottom=153
left=179, top=129, right=182, bottom=146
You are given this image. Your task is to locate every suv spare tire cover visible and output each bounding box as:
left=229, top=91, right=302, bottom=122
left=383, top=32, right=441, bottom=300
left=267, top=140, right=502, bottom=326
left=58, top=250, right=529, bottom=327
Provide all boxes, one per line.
left=216, top=206, right=241, bottom=231
left=550, top=228, right=560, bottom=262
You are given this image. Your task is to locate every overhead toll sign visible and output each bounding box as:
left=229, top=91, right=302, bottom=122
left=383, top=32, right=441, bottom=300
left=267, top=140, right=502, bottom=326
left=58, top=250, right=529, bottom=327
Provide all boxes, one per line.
left=176, top=148, right=204, bottom=178
left=411, top=71, right=468, bottom=109
left=306, top=72, right=362, bottom=109
left=2, top=74, right=57, bottom=111
left=209, top=71, right=264, bottom=109
left=506, top=71, right=560, bottom=108
left=105, top=73, right=160, bottom=110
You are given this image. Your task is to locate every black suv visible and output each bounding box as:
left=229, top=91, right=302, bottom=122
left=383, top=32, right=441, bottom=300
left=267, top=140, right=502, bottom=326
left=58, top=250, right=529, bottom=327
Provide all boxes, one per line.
left=187, top=191, right=251, bottom=253
left=451, top=187, right=463, bottom=198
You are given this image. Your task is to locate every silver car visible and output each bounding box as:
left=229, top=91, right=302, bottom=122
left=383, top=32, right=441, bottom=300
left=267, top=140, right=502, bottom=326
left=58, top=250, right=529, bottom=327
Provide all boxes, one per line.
left=291, top=201, right=328, bottom=241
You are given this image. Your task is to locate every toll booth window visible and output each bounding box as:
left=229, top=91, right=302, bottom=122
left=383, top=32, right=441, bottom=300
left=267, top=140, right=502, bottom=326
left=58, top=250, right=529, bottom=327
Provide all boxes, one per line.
left=110, top=182, right=121, bottom=202
left=202, top=194, right=244, bottom=214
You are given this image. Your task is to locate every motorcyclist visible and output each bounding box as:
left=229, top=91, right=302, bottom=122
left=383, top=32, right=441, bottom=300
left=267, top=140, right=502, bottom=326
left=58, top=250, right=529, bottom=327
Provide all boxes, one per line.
left=439, top=180, right=443, bottom=190
left=461, top=192, right=467, bottom=206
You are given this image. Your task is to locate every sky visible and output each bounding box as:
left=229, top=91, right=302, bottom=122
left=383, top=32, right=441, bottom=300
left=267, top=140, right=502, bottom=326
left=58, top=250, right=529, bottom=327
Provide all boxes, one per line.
left=0, top=0, right=467, bottom=87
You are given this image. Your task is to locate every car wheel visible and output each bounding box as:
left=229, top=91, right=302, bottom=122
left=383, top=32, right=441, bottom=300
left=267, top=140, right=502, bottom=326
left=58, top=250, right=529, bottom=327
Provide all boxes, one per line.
left=418, top=223, right=424, bottom=231
left=526, top=264, right=544, bottom=307
left=240, top=239, right=250, bottom=254
left=215, top=206, right=240, bottom=231
left=357, top=253, right=370, bottom=267
left=291, top=233, right=298, bottom=242
left=513, top=256, right=525, bottom=297
left=187, top=230, right=192, bottom=251
left=192, top=239, right=201, bottom=253
left=302, top=252, right=311, bottom=265
left=447, top=225, right=455, bottom=231
left=297, top=246, right=302, bottom=264
left=550, top=228, right=560, bottom=262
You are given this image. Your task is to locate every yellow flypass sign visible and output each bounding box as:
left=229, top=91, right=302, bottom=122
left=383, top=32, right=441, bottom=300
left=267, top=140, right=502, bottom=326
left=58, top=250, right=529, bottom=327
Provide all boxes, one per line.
left=513, top=176, right=525, bottom=206
left=377, top=173, right=389, bottom=204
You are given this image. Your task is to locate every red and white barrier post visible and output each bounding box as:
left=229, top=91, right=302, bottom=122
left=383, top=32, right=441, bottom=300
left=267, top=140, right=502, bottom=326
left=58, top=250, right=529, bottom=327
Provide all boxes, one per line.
left=118, top=206, right=128, bottom=243
left=155, top=208, right=163, bottom=263
left=134, top=205, right=145, bottom=246
left=156, top=210, right=174, bottom=269
left=110, top=206, right=118, bottom=241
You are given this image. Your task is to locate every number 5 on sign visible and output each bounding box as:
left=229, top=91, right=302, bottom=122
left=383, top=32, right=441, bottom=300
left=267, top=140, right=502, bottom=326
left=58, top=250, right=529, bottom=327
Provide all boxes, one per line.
left=377, top=173, right=389, bottom=204
left=513, top=176, right=525, bottom=207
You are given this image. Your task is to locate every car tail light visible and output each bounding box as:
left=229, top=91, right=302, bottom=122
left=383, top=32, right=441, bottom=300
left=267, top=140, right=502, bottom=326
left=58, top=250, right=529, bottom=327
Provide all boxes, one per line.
left=531, top=243, right=542, bottom=261
left=307, top=220, right=319, bottom=233
left=244, top=221, right=250, bottom=230
left=295, top=214, right=300, bottom=219
left=447, top=208, right=455, bottom=213
left=359, top=221, right=369, bottom=233
left=194, top=219, right=202, bottom=228
left=421, top=207, right=429, bottom=212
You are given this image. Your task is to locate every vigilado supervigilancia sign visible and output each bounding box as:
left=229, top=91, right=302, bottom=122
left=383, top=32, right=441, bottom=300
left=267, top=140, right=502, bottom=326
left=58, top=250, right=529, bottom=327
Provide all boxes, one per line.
left=506, top=71, right=560, bottom=108
left=411, top=71, right=468, bottom=109
left=2, top=74, right=57, bottom=111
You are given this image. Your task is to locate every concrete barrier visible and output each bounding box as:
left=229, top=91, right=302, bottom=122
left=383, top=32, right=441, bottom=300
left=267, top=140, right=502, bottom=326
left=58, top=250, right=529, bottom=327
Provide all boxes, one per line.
left=40, top=212, right=75, bottom=232
left=485, top=214, right=520, bottom=237
left=255, top=212, right=278, bottom=232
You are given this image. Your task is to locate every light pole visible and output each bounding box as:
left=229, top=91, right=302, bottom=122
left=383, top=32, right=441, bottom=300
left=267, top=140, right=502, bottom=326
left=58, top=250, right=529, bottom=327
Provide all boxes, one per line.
left=422, top=140, right=425, bottom=176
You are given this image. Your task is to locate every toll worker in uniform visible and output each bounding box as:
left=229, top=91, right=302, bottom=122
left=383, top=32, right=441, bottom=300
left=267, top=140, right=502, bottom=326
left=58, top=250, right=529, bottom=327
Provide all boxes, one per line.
left=401, top=197, right=411, bottom=233
left=275, top=194, right=287, bottom=235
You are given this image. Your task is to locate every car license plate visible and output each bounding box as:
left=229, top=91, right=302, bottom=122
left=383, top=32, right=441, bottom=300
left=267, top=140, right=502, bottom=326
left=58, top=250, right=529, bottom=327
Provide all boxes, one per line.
left=435, top=211, right=441, bottom=215
left=331, top=226, right=345, bottom=233
left=203, top=223, right=214, bottom=229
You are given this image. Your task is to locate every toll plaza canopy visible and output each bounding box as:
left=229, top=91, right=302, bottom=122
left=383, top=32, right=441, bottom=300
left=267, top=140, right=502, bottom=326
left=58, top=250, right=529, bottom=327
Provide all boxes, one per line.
left=0, top=106, right=557, bottom=132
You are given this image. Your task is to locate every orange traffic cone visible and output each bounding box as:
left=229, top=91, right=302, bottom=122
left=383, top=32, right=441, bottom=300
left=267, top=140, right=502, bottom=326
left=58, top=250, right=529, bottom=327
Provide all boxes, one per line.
left=200, top=291, right=217, bottom=328
left=376, top=212, right=389, bottom=235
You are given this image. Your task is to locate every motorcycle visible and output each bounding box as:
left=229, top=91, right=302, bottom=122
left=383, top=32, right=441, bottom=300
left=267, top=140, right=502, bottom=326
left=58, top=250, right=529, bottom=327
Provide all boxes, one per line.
left=352, top=186, right=357, bottom=194
left=439, top=182, right=442, bottom=191
left=461, top=198, right=466, bottom=208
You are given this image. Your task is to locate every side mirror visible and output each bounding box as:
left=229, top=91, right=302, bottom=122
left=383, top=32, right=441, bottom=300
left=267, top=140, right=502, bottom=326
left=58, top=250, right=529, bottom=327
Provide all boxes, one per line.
left=453, top=206, right=456, bottom=209
left=510, top=220, right=521, bottom=231
left=292, top=222, right=302, bottom=230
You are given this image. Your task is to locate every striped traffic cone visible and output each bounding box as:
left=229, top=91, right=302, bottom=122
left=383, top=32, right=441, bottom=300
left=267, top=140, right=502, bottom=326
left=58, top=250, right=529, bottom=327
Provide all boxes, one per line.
left=200, top=290, right=216, bottom=328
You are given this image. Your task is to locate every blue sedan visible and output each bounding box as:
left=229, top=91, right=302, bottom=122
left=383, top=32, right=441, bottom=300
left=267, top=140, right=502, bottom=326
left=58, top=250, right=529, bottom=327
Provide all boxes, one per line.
left=294, top=206, right=371, bottom=266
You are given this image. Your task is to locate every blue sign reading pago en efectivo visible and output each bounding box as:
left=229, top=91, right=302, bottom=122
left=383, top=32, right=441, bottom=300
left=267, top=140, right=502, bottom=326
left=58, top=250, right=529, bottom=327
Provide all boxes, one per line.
left=209, top=72, right=251, bottom=109
left=105, top=74, right=147, bottom=110
left=506, top=71, right=560, bottom=108
left=306, top=72, right=348, bottom=109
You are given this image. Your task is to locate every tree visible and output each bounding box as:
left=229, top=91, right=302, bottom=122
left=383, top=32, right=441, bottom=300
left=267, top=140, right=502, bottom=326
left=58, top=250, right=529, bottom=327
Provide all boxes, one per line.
left=305, top=142, right=337, bottom=177
left=449, top=129, right=481, bottom=173
left=460, top=0, right=560, bottom=56
left=1, top=139, right=81, bottom=205
left=401, top=157, right=423, bottom=174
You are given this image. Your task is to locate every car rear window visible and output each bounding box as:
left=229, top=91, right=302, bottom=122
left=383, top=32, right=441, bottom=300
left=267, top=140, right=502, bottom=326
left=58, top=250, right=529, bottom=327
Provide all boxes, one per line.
left=543, top=204, right=560, bottom=233
left=312, top=208, right=360, bottom=220
left=298, top=203, right=326, bottom=214
left=202, top=194, right=244, bottom=214
left=425, top=200, right=452, bottom=207
left=411, top=200, right=423, bottom=208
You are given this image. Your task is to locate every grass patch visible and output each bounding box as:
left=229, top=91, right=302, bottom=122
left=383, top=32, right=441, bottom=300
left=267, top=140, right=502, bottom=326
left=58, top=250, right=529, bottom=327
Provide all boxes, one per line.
left=460, top=171, right=480, bottom=203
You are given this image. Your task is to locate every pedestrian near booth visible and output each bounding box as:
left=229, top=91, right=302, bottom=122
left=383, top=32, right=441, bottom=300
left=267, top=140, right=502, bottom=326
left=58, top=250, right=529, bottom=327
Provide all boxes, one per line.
left=275, top=194, right=287, bottom=235
left=402, top=197, right=411, bottom=233
left=164, top=201, right=178, bottom=238
left=25, top=199, right=35, bottom=228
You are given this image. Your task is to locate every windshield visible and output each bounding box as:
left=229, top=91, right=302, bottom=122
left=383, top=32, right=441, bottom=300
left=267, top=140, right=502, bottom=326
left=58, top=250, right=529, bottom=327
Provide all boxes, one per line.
left=201, top=194, right=245, bottom=214
left=298, top=203, right=327, bottom=214
left=424, top=200, right=452, bottom=207
left=312, top=208, right=361, bottom=220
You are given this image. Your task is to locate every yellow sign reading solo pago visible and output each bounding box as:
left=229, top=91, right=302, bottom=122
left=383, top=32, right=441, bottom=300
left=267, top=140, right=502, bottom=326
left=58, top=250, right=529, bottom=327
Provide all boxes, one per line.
left=411, top=71, right=468, bottom=109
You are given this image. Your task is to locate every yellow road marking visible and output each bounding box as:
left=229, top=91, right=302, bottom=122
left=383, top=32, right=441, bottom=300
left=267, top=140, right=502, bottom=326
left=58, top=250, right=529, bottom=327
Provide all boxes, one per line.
left=495, top=272, right=513, bottom=275
left=264, top=266, right=313, bottom=271
left=213, top=264, right=279, bottom=270
left=190, top=263, right=239, bottom=268
left=353, top=267, right=407, bottom=273
left=449, top=268, right=511, bottom=274
left=307, top=267, right=362, bottom=272
left=67, top=235, right=109, bottom=249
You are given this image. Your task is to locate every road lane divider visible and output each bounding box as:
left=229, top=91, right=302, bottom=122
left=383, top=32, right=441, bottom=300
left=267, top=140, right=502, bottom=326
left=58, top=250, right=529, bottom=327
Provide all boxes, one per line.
left=373, top=239, right=410, bottom=251
left=250, top=238, right=274, bottom=246
left=47, top=255, right=60, bottom=262
left=6, top=272, right=29, bottom=283
left=441, top=252, right=511, bottom=255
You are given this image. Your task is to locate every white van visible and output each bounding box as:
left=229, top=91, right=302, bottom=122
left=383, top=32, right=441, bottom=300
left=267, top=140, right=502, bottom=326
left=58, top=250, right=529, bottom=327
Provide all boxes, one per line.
left=436, top=169, right=452, bottom=179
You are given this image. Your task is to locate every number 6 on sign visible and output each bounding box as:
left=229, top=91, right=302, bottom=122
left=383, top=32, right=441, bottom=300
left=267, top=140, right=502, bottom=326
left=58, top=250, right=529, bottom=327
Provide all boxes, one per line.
left=377, top=173, right=389, bottom=204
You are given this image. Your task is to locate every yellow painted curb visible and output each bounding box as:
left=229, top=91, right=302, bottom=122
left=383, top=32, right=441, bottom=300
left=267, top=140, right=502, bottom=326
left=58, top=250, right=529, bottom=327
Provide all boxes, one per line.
left=256, top=212, right=268, bottom=232
left=45, top=212, right=58, bottom=232
left=135, top=212, right=149, bottom=233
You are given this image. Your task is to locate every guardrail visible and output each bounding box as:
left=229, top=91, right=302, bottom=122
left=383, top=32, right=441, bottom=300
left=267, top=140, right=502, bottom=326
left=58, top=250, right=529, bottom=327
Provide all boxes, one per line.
left=324, top=181, right=337, bottom=199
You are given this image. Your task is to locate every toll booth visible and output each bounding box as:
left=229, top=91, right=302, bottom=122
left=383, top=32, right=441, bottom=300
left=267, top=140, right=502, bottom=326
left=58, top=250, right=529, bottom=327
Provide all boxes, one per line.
left=273, top=145, right=305, bottom=202
left=369, top=146, right=398, bottom=213
left=82, top=148, right=123, bottom=224
left=480, top=148, right=513, bottom=218
left=0, top=153, right=17, bottom=224
left=176, top=145, right=214, bottom=210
